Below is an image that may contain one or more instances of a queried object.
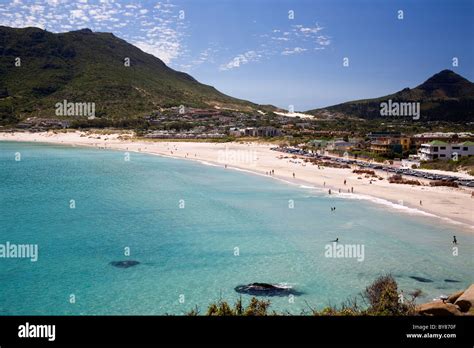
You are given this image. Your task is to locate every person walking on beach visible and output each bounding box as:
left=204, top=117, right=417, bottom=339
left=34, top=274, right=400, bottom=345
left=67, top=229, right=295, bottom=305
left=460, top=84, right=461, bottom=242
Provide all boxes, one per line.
left=293, top=172, right=295, bottom=178
left=453, top=236, right=457, bottom=244
left=328, top=189, right=331, bottom=195
left=344, top=179, right=346, bottom=185
left=351, top=187, right=354, bottom=193
left=420, top=200, right=422, bottom=206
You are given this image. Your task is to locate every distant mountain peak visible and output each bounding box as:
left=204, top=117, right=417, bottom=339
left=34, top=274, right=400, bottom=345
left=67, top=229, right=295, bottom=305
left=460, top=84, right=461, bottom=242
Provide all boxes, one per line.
left=73, top=28, right=93, bottom=33
left=0, top=26, right=271, bottom=123
left=417, top=69, right=470, bottom=90
left=306, top=69, right=474, bottom=122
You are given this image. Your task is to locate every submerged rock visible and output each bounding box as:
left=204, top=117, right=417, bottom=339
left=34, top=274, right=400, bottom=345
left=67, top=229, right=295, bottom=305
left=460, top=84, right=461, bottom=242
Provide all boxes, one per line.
left=110, top=260, right=140, bottom=268
left=410, top=276, right=433, bottom=283
left=234, top=283, right=301, bottom=297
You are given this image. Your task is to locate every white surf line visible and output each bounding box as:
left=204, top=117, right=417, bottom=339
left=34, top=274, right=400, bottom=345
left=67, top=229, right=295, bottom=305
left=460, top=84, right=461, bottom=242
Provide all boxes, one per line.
left=325, top=189, right=472, bottom=230
left=5, top=138, right=472, bottom=231
left=180, top=158, right=473, bottom=231
left=213, top=163, right=473, bottom=231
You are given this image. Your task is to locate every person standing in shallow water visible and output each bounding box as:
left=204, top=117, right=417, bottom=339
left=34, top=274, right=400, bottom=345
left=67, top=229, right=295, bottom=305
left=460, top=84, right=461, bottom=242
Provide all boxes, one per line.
left=453, top=236, right=457, bottom=244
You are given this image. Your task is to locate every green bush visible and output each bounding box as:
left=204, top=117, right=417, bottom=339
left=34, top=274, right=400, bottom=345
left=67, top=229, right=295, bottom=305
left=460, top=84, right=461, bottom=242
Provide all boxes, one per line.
left=187, top=297, right=272, bottom=316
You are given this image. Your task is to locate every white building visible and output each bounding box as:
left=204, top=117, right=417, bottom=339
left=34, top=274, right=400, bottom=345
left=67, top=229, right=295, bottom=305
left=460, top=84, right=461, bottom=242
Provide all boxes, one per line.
left=418, top=141, right=474, bottom=161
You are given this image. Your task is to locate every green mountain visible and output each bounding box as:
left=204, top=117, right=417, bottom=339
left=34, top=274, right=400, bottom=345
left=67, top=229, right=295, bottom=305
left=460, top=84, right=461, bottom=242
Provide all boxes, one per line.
left=307, top=70, right=474, bottom=122
left=0, top=26, right=272, bottom=125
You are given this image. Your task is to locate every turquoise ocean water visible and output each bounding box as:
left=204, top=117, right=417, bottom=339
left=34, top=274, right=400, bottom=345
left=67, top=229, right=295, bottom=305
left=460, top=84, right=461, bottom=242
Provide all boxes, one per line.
left=0, top=141, right=473, bottom=315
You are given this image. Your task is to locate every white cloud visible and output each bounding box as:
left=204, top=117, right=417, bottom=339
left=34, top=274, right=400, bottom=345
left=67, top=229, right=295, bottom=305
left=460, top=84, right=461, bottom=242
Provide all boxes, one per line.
left=0, top=0, right=187, bottom=66
left=135, top=40, right=180, bottom=64
left=299, top=24, right=323, bottom=35
left=317, top=35, right=331, bottom=46
left=281, top=47, right=307, bottom=55
left=219, top=50, right=261, bottom=71
left=219, top=21, right=330, bottom=71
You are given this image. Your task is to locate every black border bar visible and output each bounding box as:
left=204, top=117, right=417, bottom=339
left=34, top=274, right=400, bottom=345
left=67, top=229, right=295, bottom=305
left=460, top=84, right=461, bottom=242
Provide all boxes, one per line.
left=0, top=316, right=472, bottom=346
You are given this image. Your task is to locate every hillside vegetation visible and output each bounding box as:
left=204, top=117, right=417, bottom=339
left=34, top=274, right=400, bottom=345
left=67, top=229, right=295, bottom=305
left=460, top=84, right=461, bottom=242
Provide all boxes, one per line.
left=307, top=70, right=474, bottom=122
left=0, top=26, right=271, bottom=124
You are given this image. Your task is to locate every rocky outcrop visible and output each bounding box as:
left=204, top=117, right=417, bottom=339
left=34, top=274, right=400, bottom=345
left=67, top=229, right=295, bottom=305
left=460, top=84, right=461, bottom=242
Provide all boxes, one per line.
left=454, top=284, right=474, bottom=312
left=416, top=284, right=474, bottom=316
left=447, top=290, right=464, bottom=304
left=416, top=302, right=462, bottom=316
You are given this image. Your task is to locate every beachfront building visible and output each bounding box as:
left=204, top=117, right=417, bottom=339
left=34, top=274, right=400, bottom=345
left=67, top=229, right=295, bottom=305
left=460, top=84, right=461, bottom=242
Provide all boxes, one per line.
left=399, top=137, right=411, bottom=151
left=370, top=138, right=403, bottom=155
left=366, top=132, right=410, bottom=151
left=308, top=139, right=328, bottom=149
left=418, top=141, right=474, bottom=161
left=257, top=126, right=282, bottom=137
left=326, top=139, right=355, bottom=152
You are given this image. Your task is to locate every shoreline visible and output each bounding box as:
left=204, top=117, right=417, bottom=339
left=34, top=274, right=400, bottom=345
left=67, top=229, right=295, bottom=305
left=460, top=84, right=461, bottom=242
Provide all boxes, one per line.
left=1, top=130, right=473, bottom=232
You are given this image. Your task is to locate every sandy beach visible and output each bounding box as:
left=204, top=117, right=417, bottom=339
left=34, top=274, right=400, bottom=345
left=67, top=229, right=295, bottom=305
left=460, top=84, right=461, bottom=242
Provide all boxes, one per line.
left=1, top=130, right=473, bottom=231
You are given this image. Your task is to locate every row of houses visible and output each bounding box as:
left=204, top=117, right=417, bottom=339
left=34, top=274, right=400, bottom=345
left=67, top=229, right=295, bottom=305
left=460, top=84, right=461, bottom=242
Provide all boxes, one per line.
left=17, top=117, right=71, bottom=130
left=308, top=132, right=474, bottom=161
left=368, top=132, right=474, bottom=158
left=144, top=130, right=226, bottom=139
left=229, top=126, right=282, bottom=137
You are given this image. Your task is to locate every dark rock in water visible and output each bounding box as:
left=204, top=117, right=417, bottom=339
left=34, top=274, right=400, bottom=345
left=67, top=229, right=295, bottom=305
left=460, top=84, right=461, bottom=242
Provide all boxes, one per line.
left=110, top=260, right=140, bottom=268
left=234, top=283, right=302, bottom=297
left=444, top=279, right=461, bottom=283
left=410, top=276, right=433, bottom=283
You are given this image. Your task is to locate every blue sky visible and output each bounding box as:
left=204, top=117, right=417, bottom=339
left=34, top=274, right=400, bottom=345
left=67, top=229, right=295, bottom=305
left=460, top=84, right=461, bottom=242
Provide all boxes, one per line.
left=0, top=0, right=473, bottom=110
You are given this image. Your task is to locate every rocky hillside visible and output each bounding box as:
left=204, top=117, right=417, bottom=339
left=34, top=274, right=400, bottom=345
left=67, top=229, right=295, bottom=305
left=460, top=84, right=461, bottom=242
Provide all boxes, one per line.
left=0, top=26, right=273, bottom=125
left=307, top=70, right=474, bottom=122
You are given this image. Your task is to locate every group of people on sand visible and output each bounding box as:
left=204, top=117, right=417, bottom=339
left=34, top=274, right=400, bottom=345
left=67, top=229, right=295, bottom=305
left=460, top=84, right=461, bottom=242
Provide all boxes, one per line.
left=266, top=169, right=275, bottom=176
left=327, top=185, right=353, bottom=195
